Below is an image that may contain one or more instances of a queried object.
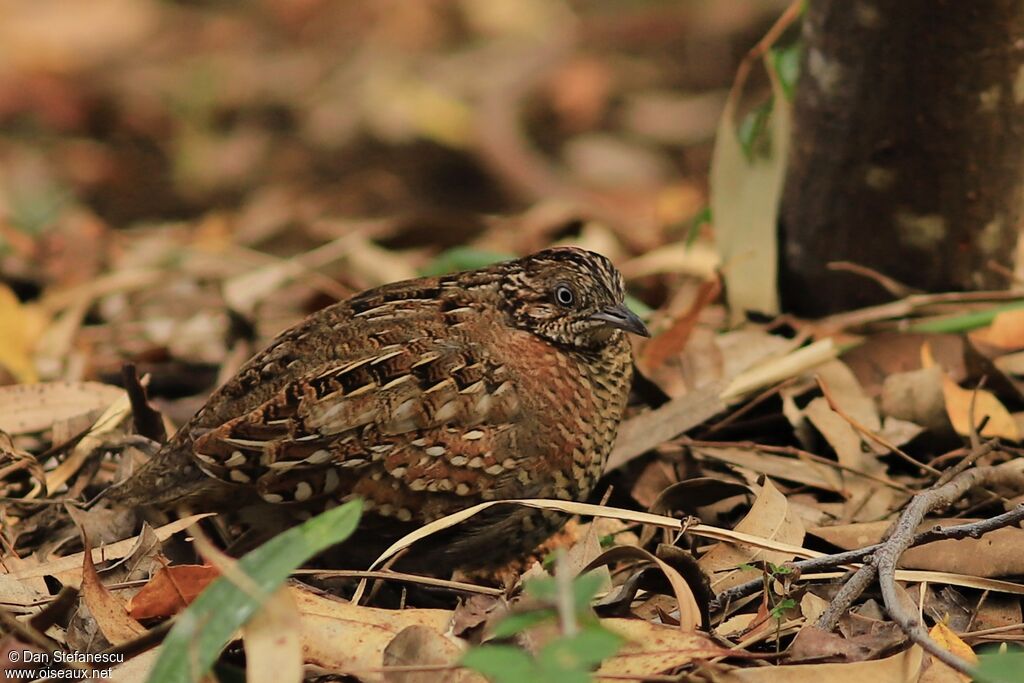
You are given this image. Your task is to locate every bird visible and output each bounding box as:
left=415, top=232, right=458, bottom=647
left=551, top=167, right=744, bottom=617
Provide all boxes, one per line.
left=105, top=246, right=648, bottom=572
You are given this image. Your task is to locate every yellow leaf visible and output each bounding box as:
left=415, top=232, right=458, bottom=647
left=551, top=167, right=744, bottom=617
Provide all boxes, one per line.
left=921, top=343, right=1019, bottom=441
left=0, top=284, right=46, bottom=383
left=927, top=621, right=976, bottom=683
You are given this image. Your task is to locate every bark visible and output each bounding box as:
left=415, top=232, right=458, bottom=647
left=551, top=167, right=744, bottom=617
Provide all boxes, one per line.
left=778, top=0, right=1024, bottom=315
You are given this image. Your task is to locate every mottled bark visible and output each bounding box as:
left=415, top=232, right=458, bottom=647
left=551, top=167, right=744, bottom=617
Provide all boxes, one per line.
left=779, top=0, right=1024, bottom=315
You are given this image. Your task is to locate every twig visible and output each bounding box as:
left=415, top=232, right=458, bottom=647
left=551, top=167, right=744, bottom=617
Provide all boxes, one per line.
left=816, top=375, right=940, bottom=476
left=822, top=456, right=1024, bottom=675
left=826, top=261, right=921, bottom=298
left=710, top=502, right=1024, bottom=610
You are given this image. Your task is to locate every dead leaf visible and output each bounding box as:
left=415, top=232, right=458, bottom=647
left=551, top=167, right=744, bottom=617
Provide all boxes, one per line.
left=291, top=585, right=453, bottom=681
left=922, top=343, right=1019, bottom=440
left=0, top=381, right=124, bottom=435
left=810, top=520, right=1024, bottom=578
left=6, top=513, right=214, bottom=586
left=0, top=283, right=47, bottom=382
left=595, top=619, right=723, bottom=680
left=970, top=308, right=1024, bottom=350
left=244, top=587, right=303, bottom=683
left=710, top=52, right=789, bottom=321
left=383, top=625, right=483, bottom=683
left=128, top=564, right=220, bottom=619
left=698, top=478, right=806, bottom=592
left=80, top=537, right=145, bottom=645
left=716, top=645, right=923, bottom=682
left=922, top=622, right=976, bottom=683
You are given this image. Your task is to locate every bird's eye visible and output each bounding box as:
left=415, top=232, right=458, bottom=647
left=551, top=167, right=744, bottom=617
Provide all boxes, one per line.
left=554, top=284, right=575, bottom=307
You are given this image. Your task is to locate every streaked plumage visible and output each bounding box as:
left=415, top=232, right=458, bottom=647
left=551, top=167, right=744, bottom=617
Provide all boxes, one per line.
left=108, top=247, right=647, bottom=570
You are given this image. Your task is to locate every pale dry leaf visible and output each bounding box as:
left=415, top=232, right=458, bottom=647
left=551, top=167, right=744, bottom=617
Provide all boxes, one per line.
left=243, top=587, right=303, bottom=683
left=46, top=388, right=133, bottom=493
left=594, top=619, right=723, bottom=680
left=810, top=520, right=1024, bottom=578
left=716, top=645, right=923, bottom=682
left=698, top=478, right=805, bottom=592
left=710, top=54, right=790, bottom=321
left=816, top=360, right=881, bottom=430
left=921, top=622, right=976, bottom=683
left=292, top=585, right=453, bottom=682
left=880, top=366, right=948, bottom=433
left=5, top=513, right=215, bottom=586
left=804, top=397, right=895, bottom=521
left=692, top=446, right=844, bottom=493
left=382, top=625, right=483, bottom=683
left=105, top=649, right=159, bottom=683
left=0, top=382, right=125, bottom=435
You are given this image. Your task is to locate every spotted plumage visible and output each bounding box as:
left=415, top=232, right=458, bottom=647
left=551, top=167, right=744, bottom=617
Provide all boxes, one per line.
left=107, top=247, right=647, bottom=571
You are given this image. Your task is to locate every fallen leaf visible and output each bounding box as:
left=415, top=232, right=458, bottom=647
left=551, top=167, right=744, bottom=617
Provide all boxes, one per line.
left=0, top=283, right=46, bottom=383
left=128, top=564, right=221, bottom=619
left=244, top=587, right=303, bottom=683
left=698, top=478, right=806, bottom=592
left=595, top=619, right=723, bottom=680
left=383, top=625, right=483, bottom=683
left=716, top=645, right=923, bottom=682
left=80, top=537, right=145, bottom=645
left=923, top=342, right=1019, bottom=440
left=971, top=309, right=1024, bottom=350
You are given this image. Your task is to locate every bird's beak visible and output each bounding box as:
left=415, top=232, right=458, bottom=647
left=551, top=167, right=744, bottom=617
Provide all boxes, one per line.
left=590, top=303, right=650, bottom=337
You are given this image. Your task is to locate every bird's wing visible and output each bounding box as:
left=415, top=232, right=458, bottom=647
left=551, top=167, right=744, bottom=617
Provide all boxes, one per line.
left=188, top=329, right=531, bottom=508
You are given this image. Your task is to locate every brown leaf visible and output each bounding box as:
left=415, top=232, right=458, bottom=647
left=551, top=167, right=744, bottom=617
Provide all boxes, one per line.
left=127, top=564, right=220, bottom=619
left=698, top=478, right=805, bottom=593
left=383, top=625, right=483, bottom=683
left=80, top=537, right=145, bottom=645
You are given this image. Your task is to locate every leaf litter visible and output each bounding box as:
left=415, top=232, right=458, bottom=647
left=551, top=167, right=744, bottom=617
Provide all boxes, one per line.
left=1, top=1, right=1023, bottom=682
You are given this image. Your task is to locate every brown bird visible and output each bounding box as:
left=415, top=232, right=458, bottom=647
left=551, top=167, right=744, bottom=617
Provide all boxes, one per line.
left=106, top=247, right=648, bottom=571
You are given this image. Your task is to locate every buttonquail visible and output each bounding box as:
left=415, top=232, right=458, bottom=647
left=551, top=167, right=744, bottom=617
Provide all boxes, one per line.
left=107, top=247, right=648, bottom=571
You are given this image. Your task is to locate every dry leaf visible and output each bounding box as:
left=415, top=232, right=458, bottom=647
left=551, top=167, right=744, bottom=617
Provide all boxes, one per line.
left=710, top=52, right=789, bottom=321
left=698, top=478, right=806, bottom=592
left=971, top=308, right=1024, bottom=350
left=595, top=619, right=723, bottom=680
left=717, top=645, right=923, bottom=682
left=0, top=381, right=126, bottom=434
left=244, top=587, right=303, bottom=683
left=922, top=622, right=976, bottom=683
left=922, top=343, right=1020, bottom=440
left=81, top=538, right=146, bottom=644
left=0, top=283, right=47, bottom=383
left=383, top=625, right=483, bottom=683
left=292, top=585, right=453, bottom=682
left=128, top=564, right=220, bottom=619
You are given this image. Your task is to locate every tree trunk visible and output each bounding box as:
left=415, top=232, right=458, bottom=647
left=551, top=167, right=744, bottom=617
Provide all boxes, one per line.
left=778, top=0, right=1024, bottom=316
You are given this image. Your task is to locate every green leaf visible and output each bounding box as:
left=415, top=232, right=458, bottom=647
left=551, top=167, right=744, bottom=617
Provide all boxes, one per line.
left=976, top=651, right=1024, bottom=683
left=491, top=609, right=556, bottom=639
left=525, top=571, right=605, bottom=612
left=419, top=247, right=514, bottom=276
left=537, top=625, right=623, bottom=673
left=770, top=42, right=802, bottom=101
left=462, top=645, right=538, bottom=683
left=685, top=206, right=712, bottom=248
left=770, top=598, right=797, bottom=619
left=907, top=300, right=1024, bottom=334
left=145, top=499, right=363, bottom=683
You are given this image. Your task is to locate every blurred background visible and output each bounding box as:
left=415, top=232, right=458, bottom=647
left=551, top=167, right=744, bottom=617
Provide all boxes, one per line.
left=0, top=0, right=790, bottom=414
